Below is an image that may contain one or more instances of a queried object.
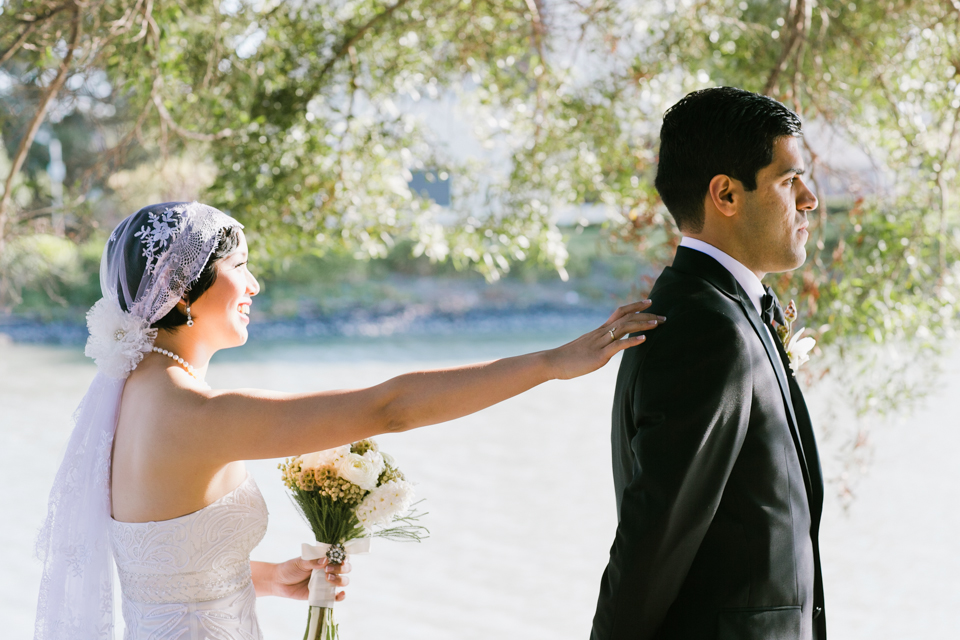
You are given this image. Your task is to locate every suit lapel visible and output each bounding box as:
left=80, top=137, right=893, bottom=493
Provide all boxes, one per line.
left=752, top=293, right=824, bottom=517
left=786, top=372, right=825, bottom=522
left=735, top=289, right=815, bottom=500
left=670, top=247, right=816, bottom=504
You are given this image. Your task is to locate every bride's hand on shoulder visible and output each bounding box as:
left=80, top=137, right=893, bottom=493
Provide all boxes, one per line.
left=256, top=557, right=351, bottom=600
left=547, top=299, right=664, bottom=380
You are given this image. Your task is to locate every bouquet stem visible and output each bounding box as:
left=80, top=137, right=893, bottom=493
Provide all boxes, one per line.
left=305, top=606, right=337, bottom=640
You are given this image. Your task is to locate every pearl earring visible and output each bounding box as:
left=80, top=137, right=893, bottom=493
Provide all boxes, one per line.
left=186, top=304, right=194, bottom=327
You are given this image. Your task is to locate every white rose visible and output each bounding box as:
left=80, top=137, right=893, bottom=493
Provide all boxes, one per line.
left=337, top=452, right=380, bottom=491
left=363, top=450, right=386, bottom=478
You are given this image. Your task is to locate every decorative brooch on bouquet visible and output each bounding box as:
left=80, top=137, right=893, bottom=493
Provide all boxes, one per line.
left=279, top=439, right=427, bottom=640
left=772, top=299, right=817, bottom=374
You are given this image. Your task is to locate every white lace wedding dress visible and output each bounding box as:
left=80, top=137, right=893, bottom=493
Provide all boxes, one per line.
left=109, top=475, right=269, bottom=640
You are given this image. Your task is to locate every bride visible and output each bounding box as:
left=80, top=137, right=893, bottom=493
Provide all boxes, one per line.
left=34, top=202, right=663, bottom=640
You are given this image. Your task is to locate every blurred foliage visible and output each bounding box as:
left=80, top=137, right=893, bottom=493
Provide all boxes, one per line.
left=2, top=1, right=960, bottom=491
left=772, top=198, right=960, bottom=350
left=0, top=232, right=102, bottom=316
left=0, top=222, right=639, bottom=321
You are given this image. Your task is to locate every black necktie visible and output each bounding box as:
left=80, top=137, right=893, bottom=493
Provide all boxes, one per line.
left=760, top=285, right=794, bottom=383
left=760, top=285, right=786, bottom=328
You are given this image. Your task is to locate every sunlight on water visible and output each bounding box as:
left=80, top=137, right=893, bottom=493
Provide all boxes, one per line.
left=2, top=337, right=958, bottom=639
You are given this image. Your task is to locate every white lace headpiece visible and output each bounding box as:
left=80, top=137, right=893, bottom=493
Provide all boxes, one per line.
left=84, top=202, right=242, bottom=378
left=34, top=202, right=242, bottom=640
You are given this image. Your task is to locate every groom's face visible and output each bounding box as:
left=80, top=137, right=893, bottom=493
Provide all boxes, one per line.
left=738, top=135, right=818, bottom=274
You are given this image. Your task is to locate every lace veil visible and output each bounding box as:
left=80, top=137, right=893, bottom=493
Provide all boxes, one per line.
left=34, top=202, right=242, bottom=640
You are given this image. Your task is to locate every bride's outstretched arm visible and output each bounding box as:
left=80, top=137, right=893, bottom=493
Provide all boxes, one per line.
left=182, top=300, right=662, bottom=462
left=251, top=557, right=351, bottom=600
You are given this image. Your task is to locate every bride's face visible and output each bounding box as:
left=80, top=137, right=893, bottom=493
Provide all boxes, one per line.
left=190, top=232, right=260, bottom=349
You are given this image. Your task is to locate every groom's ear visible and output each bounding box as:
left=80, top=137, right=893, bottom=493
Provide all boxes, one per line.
left=706, top=174, right=742, bottom=219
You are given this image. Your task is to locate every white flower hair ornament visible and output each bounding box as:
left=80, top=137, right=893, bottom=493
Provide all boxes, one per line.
left=84, top=297, right=158, bottom=379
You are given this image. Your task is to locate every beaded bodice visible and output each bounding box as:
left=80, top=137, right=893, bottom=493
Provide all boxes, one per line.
left=110, top=475, right=268, bottom=639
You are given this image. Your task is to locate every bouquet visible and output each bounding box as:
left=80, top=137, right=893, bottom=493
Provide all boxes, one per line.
left=279, top=439, right=427, bottom=640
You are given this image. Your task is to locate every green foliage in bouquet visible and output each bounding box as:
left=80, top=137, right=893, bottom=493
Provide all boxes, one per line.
left=284, top=459, right=363, bottom=544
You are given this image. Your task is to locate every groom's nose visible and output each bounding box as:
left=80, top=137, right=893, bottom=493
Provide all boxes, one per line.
left=796, top=177, right=818, bottom=212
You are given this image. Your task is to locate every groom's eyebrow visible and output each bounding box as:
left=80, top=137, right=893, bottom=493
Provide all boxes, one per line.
left=778, top=166, right=805, bottom=177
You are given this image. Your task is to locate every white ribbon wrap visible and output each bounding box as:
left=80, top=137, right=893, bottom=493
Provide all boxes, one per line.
left=301, top=539, right=371, bottom=608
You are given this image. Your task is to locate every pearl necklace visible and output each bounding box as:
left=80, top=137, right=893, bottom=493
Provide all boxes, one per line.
left=152, top=347, right=198, bottom=379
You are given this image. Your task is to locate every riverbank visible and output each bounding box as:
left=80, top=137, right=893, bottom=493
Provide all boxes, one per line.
left=1, top=224, right=660, bottom=344
left=0, top=259, right=650, bottom=344
left=0, top=302, right=616, bottom=344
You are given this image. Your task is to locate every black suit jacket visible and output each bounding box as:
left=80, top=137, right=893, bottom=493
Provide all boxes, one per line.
left=591, top=247, right=826, bottom=640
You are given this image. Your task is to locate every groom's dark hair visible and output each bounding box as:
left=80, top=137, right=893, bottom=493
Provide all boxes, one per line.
left=654, top=86, right=802, bottom=233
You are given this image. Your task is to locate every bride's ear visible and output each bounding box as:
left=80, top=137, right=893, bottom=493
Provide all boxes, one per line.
left=177, top=296, right=195, bottom=327
left=175, top=296, right=194, bottom=318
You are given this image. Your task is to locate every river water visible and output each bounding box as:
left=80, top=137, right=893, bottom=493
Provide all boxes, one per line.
left=1, top=334, right=958, bottom=639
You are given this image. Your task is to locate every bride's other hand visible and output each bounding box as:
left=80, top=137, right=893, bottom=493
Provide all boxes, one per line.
left=546, top=299, right=664, bottom=380
left=251, top=558, right=351, bottom=600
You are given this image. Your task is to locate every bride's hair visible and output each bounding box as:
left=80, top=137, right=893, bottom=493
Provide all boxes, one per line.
left=106, top=202, right=243, bottom=331
left=151, top=226, right=242, bottom=330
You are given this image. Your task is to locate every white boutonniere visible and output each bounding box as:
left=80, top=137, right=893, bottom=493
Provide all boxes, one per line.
left=773, top=299, right=816, bottom=374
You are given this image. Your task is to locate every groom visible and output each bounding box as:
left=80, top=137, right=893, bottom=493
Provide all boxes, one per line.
left=591, top=87, right=826, bottom=640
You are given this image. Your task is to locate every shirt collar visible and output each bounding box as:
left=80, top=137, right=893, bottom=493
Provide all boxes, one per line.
left=679, top=237, right=766, bottom=314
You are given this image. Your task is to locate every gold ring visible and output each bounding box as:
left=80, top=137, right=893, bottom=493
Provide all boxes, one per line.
left=608, top=329, right=617, bottom=341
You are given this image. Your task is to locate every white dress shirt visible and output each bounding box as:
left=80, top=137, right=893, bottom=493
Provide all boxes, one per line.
left=679, top=236, right=788, bottom=380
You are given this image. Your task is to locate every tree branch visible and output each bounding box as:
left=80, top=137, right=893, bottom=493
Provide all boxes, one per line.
left=0, top=4, right=80, bottom=251
left=524, top=0, right=546, bottom=62
left=763, top=0, right=808, bottom=97
left=935, top=103, right=960, bottom=273
left=316, top=0, right=415, bottom=82
left=0, top=22, right=38, bottom=67
left=0, top=2, right=73, bottom=66
left=152, top=90, right=235, bottom=141
left=77, top=92, right=156, bottom=189
left=109, top=0, right=146, bottom=35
